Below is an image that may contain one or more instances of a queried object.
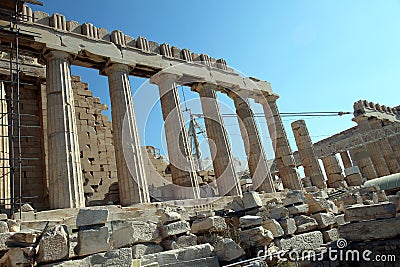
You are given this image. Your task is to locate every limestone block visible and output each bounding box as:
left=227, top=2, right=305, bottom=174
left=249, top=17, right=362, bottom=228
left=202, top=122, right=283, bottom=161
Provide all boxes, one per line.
left=0, top=222, right=8, bottom=233
left=7, top=220, right=20, bottom=232
left=240, top=226, right=274, bottom=249
left=37, top=225, right=69, bottom=263
left=0, top=233, right=13, bottom=252
left=279, top=218, right=297, bottom=236
left=269, top=206, right=289, bottom=220
left=110, top=220, right=159, bottom=249
left=388, top=195, right=400, bottom=212
left=21, top=204, right=34, bottom=212
left=275, top=231, right=323, bottom=251
left=75, top=226, right=110, bottom=256
left=283, top=190, right=306, bottom=206
left=131, top=244, right=163, bottom=259
left=0, top=214, right=7, bottom=221
left=344, top=203, right=396, bottom=222
left=287, top=204, right=309, bottom=216
left=161, top=221, right=190, bottom=238
left=158, top=210, right=181, bottom=224
left=239, top=215, right=263, bottom=229
left=191, top=216, right=227, bottom=234
left=262, top=219, right=284, bottom=238
left=242, top=191, right=263, bottom=209
left=6, top=230, right=40, bottom=246
left=335, top=214, right=346, bottom=226
left=215, top=238, right=245, bottom=262
left=322, top=228, right=339, bottom=243
left=294, top=215, right=318, bottom=233
left=140, top=244, right=214, bottom=266
left=311, top=212, right=336, bottom=229
left=76, top=208, right=109, bottom=227
left=305, top=196, right=336, bottom=214
left=162, top=234, right=197, bottom=250
left=53, top=248, right=133, bottom=267
left=339, top=217, right=400, bottom=241
left=0, top=247, right=35, bottom=266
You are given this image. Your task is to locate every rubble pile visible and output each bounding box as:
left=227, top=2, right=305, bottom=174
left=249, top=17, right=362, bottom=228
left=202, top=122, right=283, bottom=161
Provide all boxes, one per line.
left=0, top=186, right=398, bottom=266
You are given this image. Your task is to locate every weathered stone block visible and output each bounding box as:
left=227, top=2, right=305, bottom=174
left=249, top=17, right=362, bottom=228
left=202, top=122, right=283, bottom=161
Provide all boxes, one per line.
left=158, top=210, right=181, bottom=224
left=242, top=191, right=263, bottom=209
left=339, top=217, right=400, bottom=241
left=239, top=215, right=263, bottom=229
left=0, top=222, right=8, bottom=233
left=0, top=233, right=13, bottom=252
left=283, top=190, right=306, bottom=206
left=76, top=208, right=109, bottom=228
left=322, top=228, right=339, bottom=243
left=287, top=204, right=309, bottom=216
left=37, top=225, right=69, bottom=263
left=110, top=220, right=159, bottom=248
left=294, top=215, right=318, bottom=233
left=191, top=216, right=227, bottom=234
left=161, top=221, right=190, bottom=237
left=75, top=226, right=110, bottom=256
left=269, top=206, right=289, bottom=220
left=262, top=219, right=284, bottom=238
left=6, top=230, right=40, bottom=246
left=275, top=231, right=323, bottom=251
left=311, top=212, right=336, bottom=229
left=131, top=244, right=163, bottom=259
left=0, top=247, right=35, bottom=266
left=344, top=203, right=396, bottom=222
left=279, top=218, right=297, bottom=235
left=215, top=238, right=245, bottom=262
left=162, top=234, right=197, bottom=250
left=306, top=196, right=336, bottom=214
left=140, top=244, right=214, bottom=266
left=240, top=226, right=274, bottom=249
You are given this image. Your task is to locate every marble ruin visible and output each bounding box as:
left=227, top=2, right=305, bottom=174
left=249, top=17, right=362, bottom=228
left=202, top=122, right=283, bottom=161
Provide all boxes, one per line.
left=0, top=1, right=399, bottom=266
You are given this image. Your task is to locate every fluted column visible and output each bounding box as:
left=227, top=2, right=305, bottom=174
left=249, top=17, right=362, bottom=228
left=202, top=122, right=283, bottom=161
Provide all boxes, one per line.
left=230, top=91, right=275, bottom=193
left=105, top=63, right=150, bottom=205
left=353, top=116, right=390, bottom=177
left=339, top=151, right=352, bottom=169
left=349, top=147, right=377, bottom=180
left=150, top=73, right=200, bottom=200
left=192, top=83, right=241, bottom=196
left=291, top=120, right=326, bottom=189
left=321, top=155, right=345, bottom=188
left=0, top=82, right=10, bottom=209
left=368, top=118, right=400, bottom=174
left=45, top=51, right=85, bottom=209
left=256, top=94, right=303, bottom=190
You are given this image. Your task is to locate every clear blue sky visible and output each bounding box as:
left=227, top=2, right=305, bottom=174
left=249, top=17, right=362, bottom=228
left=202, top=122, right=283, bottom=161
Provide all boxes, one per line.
left=35, top=1, right=400, bottom=163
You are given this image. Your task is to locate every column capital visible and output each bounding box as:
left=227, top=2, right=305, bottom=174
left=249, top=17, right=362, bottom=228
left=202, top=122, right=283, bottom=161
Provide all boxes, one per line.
left=149, top=72, right=182, bottom=85
left=191, top=82, right=218, bottom=93
left=253, top=92, right=280, bottom=104
left=43, top=50, right=73, bottom=62
left=103, top=63, right=133, bottom=76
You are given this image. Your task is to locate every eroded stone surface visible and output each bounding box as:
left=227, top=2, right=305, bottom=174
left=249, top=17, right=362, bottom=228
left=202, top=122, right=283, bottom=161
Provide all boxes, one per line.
left=110, top=220, right=159, bottom=248
left=37, top=225, right=69, bottom=263
left=191, top=216, right=227, bottom=234
left=275, top=231, right=323, bottom=251
left=215, top=238, right=245, bottom=262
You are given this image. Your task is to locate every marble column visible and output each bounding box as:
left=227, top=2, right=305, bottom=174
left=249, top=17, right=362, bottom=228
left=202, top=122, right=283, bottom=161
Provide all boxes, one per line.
left=291, top=120, right=326, bottom=189
left=105, top=63, right=150, bottom=205
left=230, top=91, right=275, bottom=193
left=192, top=83, right=242, bottom=196
left=256, top=94, right=303, bottom=190
left=339, top=151, right=352, bottom=169
left=45, top=51, right=85, bottom=209
left=353, top=116, right=390, bottom=177
left=150, top=73, right=200, bottom=200
left=321, top=155, right=345, bottom=188
left=0, top=82, right=10, bottom=209
left=349, top=147, right=377, bottom=180
left=368, top=118, right=400, bottom=174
